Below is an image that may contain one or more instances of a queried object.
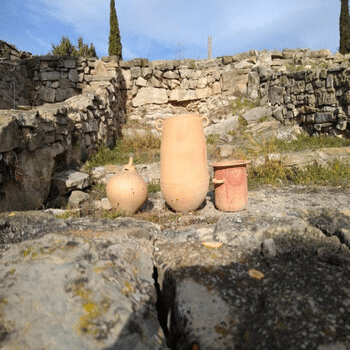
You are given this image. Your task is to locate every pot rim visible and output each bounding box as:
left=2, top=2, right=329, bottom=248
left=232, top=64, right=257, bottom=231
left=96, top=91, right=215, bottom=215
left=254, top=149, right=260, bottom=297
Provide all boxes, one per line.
left=210, top=160, right=251, bottom=168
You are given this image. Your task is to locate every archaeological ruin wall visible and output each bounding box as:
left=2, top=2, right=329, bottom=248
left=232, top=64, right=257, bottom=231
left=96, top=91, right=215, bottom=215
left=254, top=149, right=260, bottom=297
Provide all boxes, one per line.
left=119, top=48, right=350, bottom=138
left=0, top=42, right=127, bottom=210
left=1, top=41, right=350, bottom=211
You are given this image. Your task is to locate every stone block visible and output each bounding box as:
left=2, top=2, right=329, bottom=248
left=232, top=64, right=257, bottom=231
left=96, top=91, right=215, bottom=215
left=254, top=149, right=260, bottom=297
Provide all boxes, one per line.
left=130, top=66, right=141, bottom=79
left=195, top=87, right=212, bottom=99
left=314, top=123, right=333, bottom=131
left=169, top=88, right=196, bottom=102
left=315, top=112, right=334, bottom=124
left=83, top=118, right=99, bottom=133
left=38, top=86, right=56, bottom=103
left=132, top=87, right=168, bottom=107
left=40, top=71, right=61, bottom=81
left=269, top=86, right=284, bottom=105
left=179, top=68, right=192, bottom=79
left=336, top=120, right=347, bottom=131
left=84, top=75, right=113, bottom=83
left=211, top=82, right=221, bottom=95
left=163, top=71, right=179, bottom=79
left=68, top=190, right=90, bottom=207
left=141, top=67, right=152, bottom=79
left=22, top=129, right=44, bottom=151
left=135, top=76, right=147, bottom=87
left=197, top=77, right=207, bottom=89
left=218, top=144, right=234, bottom=157
left=119, top=60, right=133, bottom=68
left=204, top=116, right=239, bottom=136
left=120, top=69, right=132, bottom=89
left=221, top=71, right=235, bottom=91
left=0, top=115, right=20, bottom=152
left=243, top=106, right=272, bottom=123
left=63, top=58, right=76, bottom=69
left=222, top=55, right=234, bottom=64
left=58, top=78, right=72, bottom=89
left=95, top=61, right=108, bottom=75
left=149, top=76, right=161, bottom=88
left=247, top=71, right=259, bottom=99
left=52, top=169, right=89, bottom=194
left=68, top=69, right=79, bottom=83
left=55, top=88, right=76, bottom=102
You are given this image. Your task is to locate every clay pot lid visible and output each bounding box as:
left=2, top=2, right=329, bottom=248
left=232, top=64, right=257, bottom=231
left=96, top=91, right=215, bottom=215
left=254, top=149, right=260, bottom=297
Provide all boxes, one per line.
left=210, top=160, right=251, bottom=168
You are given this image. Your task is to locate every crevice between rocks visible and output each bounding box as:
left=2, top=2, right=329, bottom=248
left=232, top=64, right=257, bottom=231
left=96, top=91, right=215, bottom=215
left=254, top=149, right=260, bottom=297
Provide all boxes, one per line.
left=152, top=264, right=200, bottom=350
left=152, top=265, right=170, bottom=341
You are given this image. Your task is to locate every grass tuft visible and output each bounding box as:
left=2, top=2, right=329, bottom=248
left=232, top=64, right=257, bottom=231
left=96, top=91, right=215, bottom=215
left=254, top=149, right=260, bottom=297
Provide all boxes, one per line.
left=84, top=133, right=160, bottom=172
left=248, top=159, right=350, bottom=189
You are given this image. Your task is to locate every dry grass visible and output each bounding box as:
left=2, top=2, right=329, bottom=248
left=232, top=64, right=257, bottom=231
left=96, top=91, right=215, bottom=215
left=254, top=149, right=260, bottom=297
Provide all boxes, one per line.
left=83, top=132, right=160, bottom=172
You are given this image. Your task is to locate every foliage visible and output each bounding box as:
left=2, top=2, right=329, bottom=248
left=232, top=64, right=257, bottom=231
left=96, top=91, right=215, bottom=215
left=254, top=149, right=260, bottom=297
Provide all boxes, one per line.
left=109, top=0, right=122, bottom=60
left=206, top=134, right=220, bottom=145
left=248, top=159, right=350, bottom=189
left=147, top=183, right=161, bottom=193
left=226, top=129, right=350, bottom=159
left=339, top=0, right=350, bottom=54
left=231, top=97, right=260, bottom=116
left=83, top=133, right=161, bottom=172
left=51, top=36, right=97, bottom=58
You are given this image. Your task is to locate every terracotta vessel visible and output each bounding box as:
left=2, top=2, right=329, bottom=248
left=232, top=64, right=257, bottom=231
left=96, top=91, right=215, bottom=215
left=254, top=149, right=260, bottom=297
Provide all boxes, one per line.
left=211, top=160, right=250, bottom=212
left=156, top=114, right=209, bottom=212
left=106, top=157, right=147, bottom=215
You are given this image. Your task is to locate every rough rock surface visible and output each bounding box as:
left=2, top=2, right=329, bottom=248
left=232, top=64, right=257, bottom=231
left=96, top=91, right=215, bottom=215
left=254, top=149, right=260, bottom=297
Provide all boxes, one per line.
left=0, top=215, right=167, bottom=350
left=1, top=186, right=350, bottom=349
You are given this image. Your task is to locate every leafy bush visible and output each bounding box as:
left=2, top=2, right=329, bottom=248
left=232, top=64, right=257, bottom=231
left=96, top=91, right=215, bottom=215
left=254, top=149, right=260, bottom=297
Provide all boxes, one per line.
left=51, top=36, right=97, bottom=58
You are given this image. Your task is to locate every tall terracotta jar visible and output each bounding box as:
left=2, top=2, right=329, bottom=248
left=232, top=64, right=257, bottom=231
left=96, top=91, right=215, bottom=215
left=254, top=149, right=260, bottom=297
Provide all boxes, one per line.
left=155, top=114, right=209, bottom=212
left=211, top=160, right=250, bottom=212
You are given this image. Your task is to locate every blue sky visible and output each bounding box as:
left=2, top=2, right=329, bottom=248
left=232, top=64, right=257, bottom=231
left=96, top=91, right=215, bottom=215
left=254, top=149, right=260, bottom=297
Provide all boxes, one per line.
left=0, top=0, right=341, bottom=61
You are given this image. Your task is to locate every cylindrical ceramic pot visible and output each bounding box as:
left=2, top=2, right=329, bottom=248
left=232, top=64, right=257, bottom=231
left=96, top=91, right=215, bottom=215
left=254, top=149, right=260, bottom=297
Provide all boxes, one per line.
left=106, top=157, right=147, bottom=215
left=211, top=160, right=250, bottom=212
left=156, top=114, right=209, bottom=212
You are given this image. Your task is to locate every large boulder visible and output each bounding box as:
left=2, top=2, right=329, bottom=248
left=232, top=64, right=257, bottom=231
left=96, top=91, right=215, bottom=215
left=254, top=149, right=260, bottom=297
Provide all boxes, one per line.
left=0, top=215, right=168, bottom=350
left=0, top=144, right=64, bottom=212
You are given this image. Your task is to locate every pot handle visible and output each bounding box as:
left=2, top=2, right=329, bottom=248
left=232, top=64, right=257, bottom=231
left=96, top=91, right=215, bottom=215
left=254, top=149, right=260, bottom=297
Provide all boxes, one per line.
left=155, top=119, right=163, bottom=131
left=212, top=178, right=225, bottom=185
left=202, top=116, right=210, bottom=127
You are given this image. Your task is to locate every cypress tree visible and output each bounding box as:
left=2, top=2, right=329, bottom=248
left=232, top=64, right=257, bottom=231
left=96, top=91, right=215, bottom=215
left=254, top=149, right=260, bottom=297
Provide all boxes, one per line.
left=340, top=0, right=350, bottom=54
left=109, top=0, right=122, bottom=60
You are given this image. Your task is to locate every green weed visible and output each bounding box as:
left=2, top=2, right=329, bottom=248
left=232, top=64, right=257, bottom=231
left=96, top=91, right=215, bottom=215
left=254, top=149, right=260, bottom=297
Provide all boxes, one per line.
left=147, top=183, right=161, bottom=193
left=248, top=159, right=350, bottom=189
left=272, top=133, right=350, bottom=153
left=206, top=134, right=220, bottom=145
left=231, top=98, right=260, bottom=116
left=84, top=133, right=160, bottom=172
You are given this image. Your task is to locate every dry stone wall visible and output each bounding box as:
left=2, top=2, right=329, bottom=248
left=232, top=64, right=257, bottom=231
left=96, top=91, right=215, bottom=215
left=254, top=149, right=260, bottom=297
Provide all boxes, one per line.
left=0, top=51, right=122, bottom=109
left=0, top=44, right=127, bottom=211
left=2, top=41, right=350, bottom=212
left=119, top=48, right=350, bottom=138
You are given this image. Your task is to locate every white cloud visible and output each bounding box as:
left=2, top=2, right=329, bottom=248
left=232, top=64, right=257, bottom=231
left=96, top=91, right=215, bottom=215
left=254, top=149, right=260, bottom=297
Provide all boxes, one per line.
left=23, top=0, right=340, bottom=59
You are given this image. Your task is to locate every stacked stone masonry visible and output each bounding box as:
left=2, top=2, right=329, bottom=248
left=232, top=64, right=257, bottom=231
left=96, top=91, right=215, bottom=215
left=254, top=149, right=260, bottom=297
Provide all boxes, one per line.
left=118, top=48, right=350, bottom=137
left=0, top=42, right=127, bottom=211
left=2, top=41, right=350, bottom=211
